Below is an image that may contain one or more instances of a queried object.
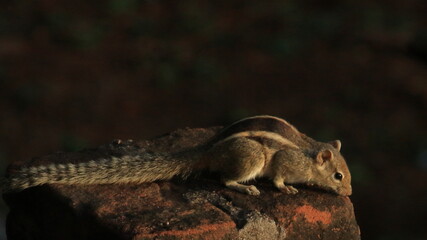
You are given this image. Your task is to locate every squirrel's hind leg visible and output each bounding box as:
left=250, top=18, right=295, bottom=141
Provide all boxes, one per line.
left=223, top=180, right=260, bottom=196
left=213, top=137, right=265, bottom=196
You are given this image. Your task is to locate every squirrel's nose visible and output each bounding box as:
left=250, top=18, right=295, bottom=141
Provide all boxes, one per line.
left=339, top=186, right=352, bottom=196
left=345, top=186, right=352, bottom=196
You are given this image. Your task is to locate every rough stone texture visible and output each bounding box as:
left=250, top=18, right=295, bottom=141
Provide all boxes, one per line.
left=3, top=127, right=360, bottom=240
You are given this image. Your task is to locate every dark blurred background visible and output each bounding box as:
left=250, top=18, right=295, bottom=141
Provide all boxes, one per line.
left=0, top=0, right=426, bottom=239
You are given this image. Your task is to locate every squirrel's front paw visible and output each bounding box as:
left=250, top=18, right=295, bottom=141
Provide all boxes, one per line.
left=279, top=185, right=298, bottom=195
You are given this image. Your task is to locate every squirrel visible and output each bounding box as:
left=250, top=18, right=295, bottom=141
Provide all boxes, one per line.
left=1, top=115, right=352, bottom=196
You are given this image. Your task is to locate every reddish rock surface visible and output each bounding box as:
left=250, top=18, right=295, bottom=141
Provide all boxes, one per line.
left=3, top=127, right=360, bottom=240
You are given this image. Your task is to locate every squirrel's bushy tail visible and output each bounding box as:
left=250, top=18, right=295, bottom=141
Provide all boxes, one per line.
left=1, top=151, right=200, bottom=193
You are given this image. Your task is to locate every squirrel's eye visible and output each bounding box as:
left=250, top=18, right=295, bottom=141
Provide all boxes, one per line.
left=334, top=172, right=343, bottom=181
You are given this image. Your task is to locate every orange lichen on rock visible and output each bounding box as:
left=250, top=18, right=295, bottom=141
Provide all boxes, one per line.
left=293, top=205, right=332, bottom=225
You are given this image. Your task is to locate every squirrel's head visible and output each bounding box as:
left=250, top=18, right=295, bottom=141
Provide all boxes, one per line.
left=312, top=140, right=352, bottom=196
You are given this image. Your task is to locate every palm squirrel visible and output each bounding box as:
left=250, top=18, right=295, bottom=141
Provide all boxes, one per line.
left=1, top=115, right=352, bottom=196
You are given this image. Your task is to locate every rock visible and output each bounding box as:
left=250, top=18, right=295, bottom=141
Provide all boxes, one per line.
left=3, top=127, right=360, bottom=240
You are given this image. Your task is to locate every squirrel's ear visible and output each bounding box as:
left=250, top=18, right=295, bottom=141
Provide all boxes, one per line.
left=329, top=140, right=341, bottom=151
left=316, top=149, right=333, bottom=165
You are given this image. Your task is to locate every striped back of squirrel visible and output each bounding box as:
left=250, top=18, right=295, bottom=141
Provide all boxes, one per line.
left=206, top=115, right=314, bottom=150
